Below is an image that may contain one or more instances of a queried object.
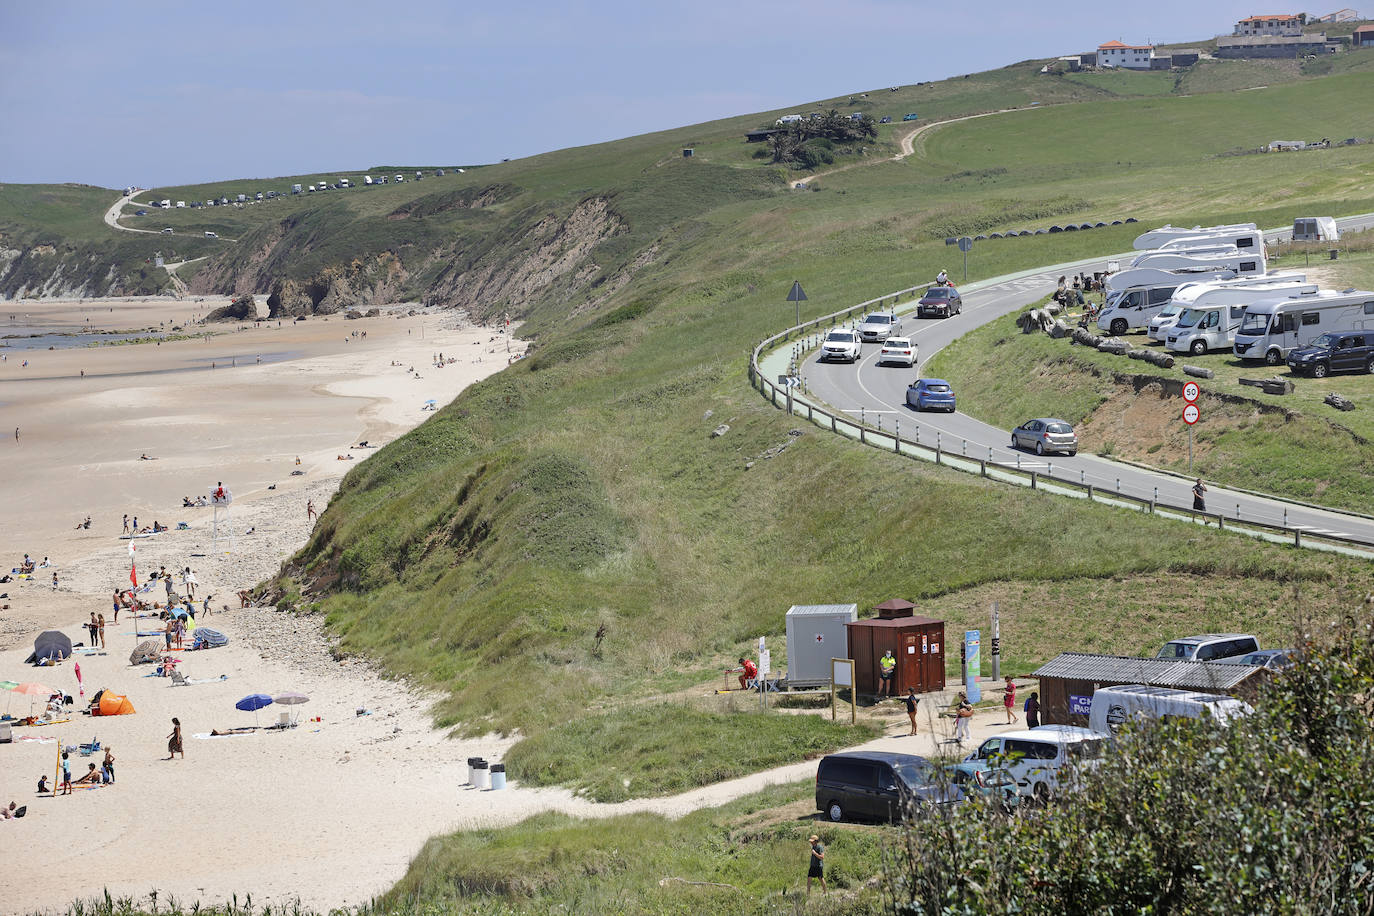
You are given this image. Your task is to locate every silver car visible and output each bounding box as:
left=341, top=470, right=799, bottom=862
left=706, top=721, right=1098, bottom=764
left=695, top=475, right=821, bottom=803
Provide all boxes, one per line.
left=1010, top=418, right=1078, bottom=456
left=857, top=312, right=899, bottom=342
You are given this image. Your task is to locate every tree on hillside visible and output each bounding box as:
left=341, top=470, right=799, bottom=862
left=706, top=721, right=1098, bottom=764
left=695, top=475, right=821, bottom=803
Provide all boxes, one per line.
left=768, top=110, right=877, bottom=168
left=885, top=607, right=1374, bottom=914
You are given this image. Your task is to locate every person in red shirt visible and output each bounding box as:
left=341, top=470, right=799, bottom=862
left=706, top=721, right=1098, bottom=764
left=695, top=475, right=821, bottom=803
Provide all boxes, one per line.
left=736, top=656, right=758, bottom=690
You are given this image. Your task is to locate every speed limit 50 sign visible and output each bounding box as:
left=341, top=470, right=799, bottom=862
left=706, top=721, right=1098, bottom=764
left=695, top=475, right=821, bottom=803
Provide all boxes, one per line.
left=1182, top=381, right=1199, bottom=403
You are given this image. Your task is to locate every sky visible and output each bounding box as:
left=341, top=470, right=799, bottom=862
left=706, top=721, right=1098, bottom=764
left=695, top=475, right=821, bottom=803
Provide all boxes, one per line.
left=0, top=0, right=1306, bottom=188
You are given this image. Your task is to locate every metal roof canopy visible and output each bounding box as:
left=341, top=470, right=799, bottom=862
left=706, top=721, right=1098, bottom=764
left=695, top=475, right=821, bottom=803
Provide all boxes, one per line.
left=1033, top=652, right=1261, bottom=691
left=787, top=603, right=858, bottom=617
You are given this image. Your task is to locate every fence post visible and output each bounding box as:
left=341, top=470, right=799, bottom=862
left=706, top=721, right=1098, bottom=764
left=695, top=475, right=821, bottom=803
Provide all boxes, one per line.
left=1218, top=515, right=1225, bottom=530
left=831, top=416, right=837, bottom=433
left=980, top=460, right=987, bottom=477
left=1086, top=484, right=1094, bottom=500
left=1294, top=529, right=1302, bottom=547
left=1031, top=472, right=1037, bottom=490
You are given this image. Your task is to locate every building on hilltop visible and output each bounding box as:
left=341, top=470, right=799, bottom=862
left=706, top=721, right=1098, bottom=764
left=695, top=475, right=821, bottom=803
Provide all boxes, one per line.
left=1097, top=40, right=1156, bottom=69
left=1216, top=32, right=1337, bottom=57
left=1233, top=13, right=1307, bottom=36
left=1355, top=24, right=1374, bottom=46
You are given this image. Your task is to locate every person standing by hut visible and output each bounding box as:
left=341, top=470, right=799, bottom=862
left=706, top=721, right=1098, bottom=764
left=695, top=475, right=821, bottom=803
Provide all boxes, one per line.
left=1024, top=691, right=1041, bottom=729
left=878, top=649, right=897, bottom=697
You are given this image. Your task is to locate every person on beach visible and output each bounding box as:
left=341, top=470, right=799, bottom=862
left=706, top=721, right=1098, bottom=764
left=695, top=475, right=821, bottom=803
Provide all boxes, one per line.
left=905, top=687, right=920, bottom=736
left=37, top=775, right=49, bottom=795
left=1, top=801, right=16, bottom=819
left=123, top=514, right=129, bottom=534
left=60, top=752, right=72, bottom=795
left=98, top=614, right=106, bottom=649
left=306, top=500, right=316, bottom=522
left=238, top=589, right=252, bottom=608
left=51, top=571, right=58, bottom=589
left=88, top=613, right=99, bottom=645
left=102, top=748, right=115, bottom=784
left=1003, top=677, right=1018, bottom=725
left=807, top=835, right=826, bottom=895
left=1024, top=691, right=1041, bottom=729
left=167, top=717, right=184, bottom=759
left=112, top=589, right=122, bottom=624
left=163, top=617, right=174, bottom=649
left=202, top=595, right=212, bottom=617
left=73, top=763, right=102, bottom=786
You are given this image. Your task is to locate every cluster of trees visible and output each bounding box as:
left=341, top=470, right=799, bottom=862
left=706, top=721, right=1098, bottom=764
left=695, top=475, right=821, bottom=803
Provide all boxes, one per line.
left=767, top=110, right=878, bottom=169
left=888, top=607, right=1374, bottom=914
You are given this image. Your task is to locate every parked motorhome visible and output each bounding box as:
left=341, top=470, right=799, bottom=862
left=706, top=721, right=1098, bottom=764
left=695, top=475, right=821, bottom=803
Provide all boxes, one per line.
left=175, top=200, right=185, bottom=208
left=1087, top=685, right=1252, bottom=736
left=1292, top=216, right=1339, bottom=242
left=236, top=194, right=247, bottom=202
left=307, top=184, right=315, bottom=192
left=1166, top=278, right=1319, bottom=354
left=1148, top=274, right=1308, bottom=341
left=339, top=178, right=350, bottom=188
left=1128, top=247, right=1266, bottom=275
left=1132, top=222, right=1257, bottom=250
left=1157, top=229, right=1263, bottom=253
left=160, top=199, right=172, bottom=208
left=292, top=184, right=302, bottom=194
left=1100, top=268, right=1250, bottom=335
left=363, top=175, right=373, bottom=185
left=1233, top=289, right=1374, bottom=364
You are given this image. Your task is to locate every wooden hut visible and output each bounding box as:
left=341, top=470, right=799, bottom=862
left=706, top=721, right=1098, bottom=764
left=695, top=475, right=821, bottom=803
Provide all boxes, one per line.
left=846, top=600, right=946, bottom=696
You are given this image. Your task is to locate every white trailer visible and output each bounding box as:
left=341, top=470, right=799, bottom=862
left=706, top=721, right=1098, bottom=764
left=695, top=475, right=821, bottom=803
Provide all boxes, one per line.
left=1132, top=222, right=1257, bottom=250
left=1166, top=278, right=1319, bottom=355
left=1234, top=289, right=1374, bottom=364
left=1292, top=217, right=1339, bottom=242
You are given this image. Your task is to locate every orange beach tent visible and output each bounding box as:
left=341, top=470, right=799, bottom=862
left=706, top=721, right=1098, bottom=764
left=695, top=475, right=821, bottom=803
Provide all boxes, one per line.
left=96, top=693, right=135, bottom=716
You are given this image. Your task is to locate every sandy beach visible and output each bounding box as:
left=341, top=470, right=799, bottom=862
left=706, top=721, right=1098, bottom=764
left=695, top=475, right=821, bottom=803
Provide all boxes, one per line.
left=0, top=297, right=1017, bottom=913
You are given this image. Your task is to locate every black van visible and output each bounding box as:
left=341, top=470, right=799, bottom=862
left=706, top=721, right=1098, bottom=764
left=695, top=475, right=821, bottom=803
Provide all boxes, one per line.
left=815, top=751, right=962, bottom=823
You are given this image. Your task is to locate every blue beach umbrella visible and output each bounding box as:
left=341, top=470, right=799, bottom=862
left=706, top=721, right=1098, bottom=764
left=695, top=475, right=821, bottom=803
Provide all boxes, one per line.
left=235, top=693, right=273, bottom=727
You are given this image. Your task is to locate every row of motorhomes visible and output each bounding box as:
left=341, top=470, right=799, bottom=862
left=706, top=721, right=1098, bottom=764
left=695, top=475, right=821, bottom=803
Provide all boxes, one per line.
left=1098, top=219, right=1370, bottom=366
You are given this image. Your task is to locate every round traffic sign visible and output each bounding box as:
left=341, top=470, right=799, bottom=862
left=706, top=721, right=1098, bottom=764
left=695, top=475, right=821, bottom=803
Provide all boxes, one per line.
left=1182, top=403, right=1200, bottom=425
left=1182, top=381, right=1199, bottom=403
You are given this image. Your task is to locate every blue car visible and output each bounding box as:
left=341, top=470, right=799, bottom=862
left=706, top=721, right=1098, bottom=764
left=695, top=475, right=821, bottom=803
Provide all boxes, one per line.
left=907, top=378, right=956, bottom=412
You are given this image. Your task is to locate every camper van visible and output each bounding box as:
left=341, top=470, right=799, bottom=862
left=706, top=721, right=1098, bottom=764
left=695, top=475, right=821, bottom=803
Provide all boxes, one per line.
left=1132, top=222, right=1257, bottom=250
left=339, top=178, right=350, bottom=188
left=1157, top=229, right=1263, bottom=253
left=292, top=184, right=302, bottom=194
left=1127, top=247, right=1266, bottom=275
left=1100, top=267, right=1252, bottom=335
left=1087, top=685, right=1252, bottom=737
left=363, top=175, right=373, bottom=185
left=1165, top=278, right=1319, bottom=355
left=1148, top=274, right=1308, bottom=342
left=175, top=200, right=186, bottom=208
left=1292, top=217, right=1339, bottom=242
left=1233, top=289, right=1374, bottom=364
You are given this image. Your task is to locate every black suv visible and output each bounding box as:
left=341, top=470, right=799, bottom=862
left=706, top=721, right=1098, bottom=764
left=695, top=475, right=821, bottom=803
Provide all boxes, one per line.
left=1287, top=331, right=1374, bottom=378
left=815, top=751, right=962, bottom=823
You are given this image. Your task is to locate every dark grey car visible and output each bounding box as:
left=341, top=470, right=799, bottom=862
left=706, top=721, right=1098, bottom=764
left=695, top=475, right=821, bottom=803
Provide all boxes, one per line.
left=815, top=751, right=963, bottom=823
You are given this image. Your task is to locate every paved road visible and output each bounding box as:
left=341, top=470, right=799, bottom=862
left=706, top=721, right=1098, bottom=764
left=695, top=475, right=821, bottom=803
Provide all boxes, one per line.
left=801, top=215, right=1374, bottom=547
left=103, top=192, right=160, bottom=234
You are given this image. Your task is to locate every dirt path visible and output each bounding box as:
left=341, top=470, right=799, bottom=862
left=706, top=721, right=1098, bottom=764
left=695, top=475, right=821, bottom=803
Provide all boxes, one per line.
left=102, top=192, right=159, bottom=234
left=793, top=106, right=1038, bottom=188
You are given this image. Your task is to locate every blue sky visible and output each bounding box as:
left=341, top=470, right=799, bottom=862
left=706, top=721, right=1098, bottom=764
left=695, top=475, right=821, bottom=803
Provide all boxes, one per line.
left=1, top=1, right=1283, bottom=188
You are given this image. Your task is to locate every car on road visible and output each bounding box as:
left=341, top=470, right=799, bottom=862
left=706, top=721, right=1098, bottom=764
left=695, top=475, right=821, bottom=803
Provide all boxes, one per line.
left=135, top=209, right=147, bottom=216
left=857, top=311, right=900, bottom=342
left=815, top=751, right=964, bottom=823
left=819, top=329, right=862, bottom=363
left=1010, top=418, right=1077, bottom=456
left=878, top=336, right=917, bottom=367
left=917, top=286, right=962, bottom=318
left=1218, top=648, right=1297, bottom=671
left=879, top=116, right=893, bottom=124
left=907, top=378, right=956, bottom=412
left=161, top=227, right=174, bottom=234
left=903, top=113, right=920, bottom=121
left=1286, top=331, right=1374, bottom=378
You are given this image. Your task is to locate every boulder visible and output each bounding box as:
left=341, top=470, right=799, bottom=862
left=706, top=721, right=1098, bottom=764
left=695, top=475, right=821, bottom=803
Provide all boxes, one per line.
left=205, top=294, right=256, bottom=322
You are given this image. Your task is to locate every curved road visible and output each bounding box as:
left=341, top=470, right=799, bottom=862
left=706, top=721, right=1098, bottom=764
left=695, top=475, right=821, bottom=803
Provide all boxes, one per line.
left=801, top=214, right=1374, bottom=546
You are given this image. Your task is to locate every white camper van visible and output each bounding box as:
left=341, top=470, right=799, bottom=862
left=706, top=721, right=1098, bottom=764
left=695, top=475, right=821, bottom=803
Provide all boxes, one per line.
left=1127, top=247, right=1266, bottom=275
left=1088, top=685, right=1251, bottom=736
left=292, top=184, right=302, bottom=194
left=1100, top=268, right=1244, bottom=335
left=1292, top=217, right=1339, bottom=242
left=363, top=175, right=373, bottom=185
left=1165, top=278, right=1319, bottom=355
left=1132, top=222, right=1257, bottom=250
left=1148, top=274, right=1308, bottom=342
left=1233, top=289, right=1374, bottom=364
left=1157, top=229, right=1263, bottom=253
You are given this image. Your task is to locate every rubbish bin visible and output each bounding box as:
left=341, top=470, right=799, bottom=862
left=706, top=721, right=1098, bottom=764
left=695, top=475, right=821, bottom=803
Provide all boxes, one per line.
left=473, top=758, right=489, bottom=790
left=490, top=763, right=506, bottom=790
left=1329, top=249, right=1339, bottom=260
left=466, top=757, right=482, bottom=786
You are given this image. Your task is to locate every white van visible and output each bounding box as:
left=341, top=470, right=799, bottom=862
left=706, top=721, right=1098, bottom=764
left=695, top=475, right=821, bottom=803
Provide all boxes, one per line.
left=1088, top=685, right=1252, bottom=736
left=1166, top=278, right=1319, bottom=355
left=1133, top=222, right=1257, bottom=250
left=1098, top=281, right=1187, bottom=335
left=964, top=725, right=1105, bottom=803
left=1234, top=288, right=1374, bottom=364
left=363, top=175, right=373, bottom=185
left=1293, top=217, right=1339, bottom=242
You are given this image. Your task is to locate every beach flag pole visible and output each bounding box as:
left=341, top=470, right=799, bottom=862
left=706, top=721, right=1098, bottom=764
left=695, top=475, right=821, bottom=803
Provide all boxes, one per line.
left=54, top=740, right=61, bottom=798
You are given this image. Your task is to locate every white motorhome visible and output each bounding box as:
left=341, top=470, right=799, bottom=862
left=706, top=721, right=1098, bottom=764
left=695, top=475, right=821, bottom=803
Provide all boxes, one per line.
left=1100, top=268, right=1243, bottom=335
left=175, top=200, right=186, bottom=208
left=1132, top=222, right=1257, bottom=250
left=1165, top=278, right=1319, bottom=355
left=1128, top=247, right=1266, bottom=274
left=160, top=199, right=172, bottom=208
left=1292, top=217, right=1339, bottom=242
left=339, top=178, right=351, bottom=188
left=1233, top=288, right=1374, bottom=364
left=1088, top=685, right=1251, bottom=736
left=1157, top=229, right=1263, bottom=253
left=363, top=175, right=373, bottom=185
left=1148, top=274, right=1308, bottom=342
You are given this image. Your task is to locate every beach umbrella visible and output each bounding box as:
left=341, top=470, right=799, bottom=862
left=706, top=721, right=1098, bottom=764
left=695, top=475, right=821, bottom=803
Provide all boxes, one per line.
left=14, top=681, right=53, bottom=717
left=236, top=693, right=273, bottom=727
left=273, top=692, right=309, bottom=705
left=1, top=680, right=18, bottom=717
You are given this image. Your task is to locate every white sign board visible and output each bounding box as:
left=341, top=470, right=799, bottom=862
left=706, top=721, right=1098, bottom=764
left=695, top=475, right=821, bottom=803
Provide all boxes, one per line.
left=832, top=658, right=854, bottom=688
left=759, top=650, right=771, bottom=677
left=1183, top=404, right=1200, bottom=426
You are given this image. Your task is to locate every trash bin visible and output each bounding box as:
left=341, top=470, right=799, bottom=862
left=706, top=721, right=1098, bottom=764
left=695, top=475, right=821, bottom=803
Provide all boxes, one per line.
left=1329, top=249, right=1339, bottom=260
left=473, top=758, right=489, bottom=790
left=490, top=763, right=506, bottom=790
left=466, top=757, right=482, bottom=786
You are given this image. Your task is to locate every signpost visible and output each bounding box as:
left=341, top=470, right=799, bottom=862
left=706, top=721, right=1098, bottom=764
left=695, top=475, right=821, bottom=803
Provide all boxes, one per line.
left=990, top=602, right=1001, bottom=682
left=957, top=237, right=973, bottom=283
left=964, top=630, right=982, bottom=702
left=786, top=280, right=807, bottom=329
left=1182, top=384, right=1200, bottom=472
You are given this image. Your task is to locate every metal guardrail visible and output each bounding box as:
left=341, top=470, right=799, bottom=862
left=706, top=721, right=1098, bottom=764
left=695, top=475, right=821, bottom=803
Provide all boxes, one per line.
left=748, top=291, right=1374, bottom=559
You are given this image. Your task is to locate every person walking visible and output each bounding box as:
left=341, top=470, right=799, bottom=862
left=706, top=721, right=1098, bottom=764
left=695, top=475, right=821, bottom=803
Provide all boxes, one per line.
left=167, top=717, right=184, bottom=760
left=1003, top=677, right=1018, bottom=725
left=123, top=514, right=130, bottom=534
left=878, top=649, right=897, bottom=697
left=905, top=687, right=920, bottom=736
left=1192, top=478, right=1208, bottom=522
left=807, top=835, right=826, bottom=895
left=1024, top=691, right=1041, bottom=729
left=112, top=588, right=121, bottom=624
left=954, top=692, right=974, bottom=744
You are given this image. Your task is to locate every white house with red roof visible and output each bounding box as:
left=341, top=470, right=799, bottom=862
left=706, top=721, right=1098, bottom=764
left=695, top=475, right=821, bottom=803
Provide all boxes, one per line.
left=1234, top=14, right=1306, bottom=36
left=1097, top=40, right=1155, bottom=69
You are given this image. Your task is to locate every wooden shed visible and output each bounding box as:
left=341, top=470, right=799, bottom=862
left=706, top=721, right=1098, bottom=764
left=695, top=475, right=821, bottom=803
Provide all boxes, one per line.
left=846, top=600, right=946, bottom=696
left=1032, top=652, right=1271, bottom=728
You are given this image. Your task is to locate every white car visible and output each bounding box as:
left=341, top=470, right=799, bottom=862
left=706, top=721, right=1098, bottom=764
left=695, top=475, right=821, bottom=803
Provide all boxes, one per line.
left=878, top=337, right=917, bottom=367
left=819, top=329, right=862, bottom=363
left=857, top=311, right=899, bottom=342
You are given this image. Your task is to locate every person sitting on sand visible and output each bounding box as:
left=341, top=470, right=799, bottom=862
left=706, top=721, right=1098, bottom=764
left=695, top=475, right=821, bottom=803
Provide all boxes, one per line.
left=73, top=763, right=102, bottom=786
left=139, top=453, right=157, bottom=460
left=36, top=776, right=48, bottom=795
left=1, top=801, right=16, bottom=819
left=183, top=497, right=194, bottom=507
left=194, top=496, right=207, bottom=507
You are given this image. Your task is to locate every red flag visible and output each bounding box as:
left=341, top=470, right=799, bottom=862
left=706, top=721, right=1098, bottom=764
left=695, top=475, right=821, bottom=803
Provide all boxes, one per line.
left=74, top=661, right=84, bottom=698
left=130, top=560, right=138, bottom=588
